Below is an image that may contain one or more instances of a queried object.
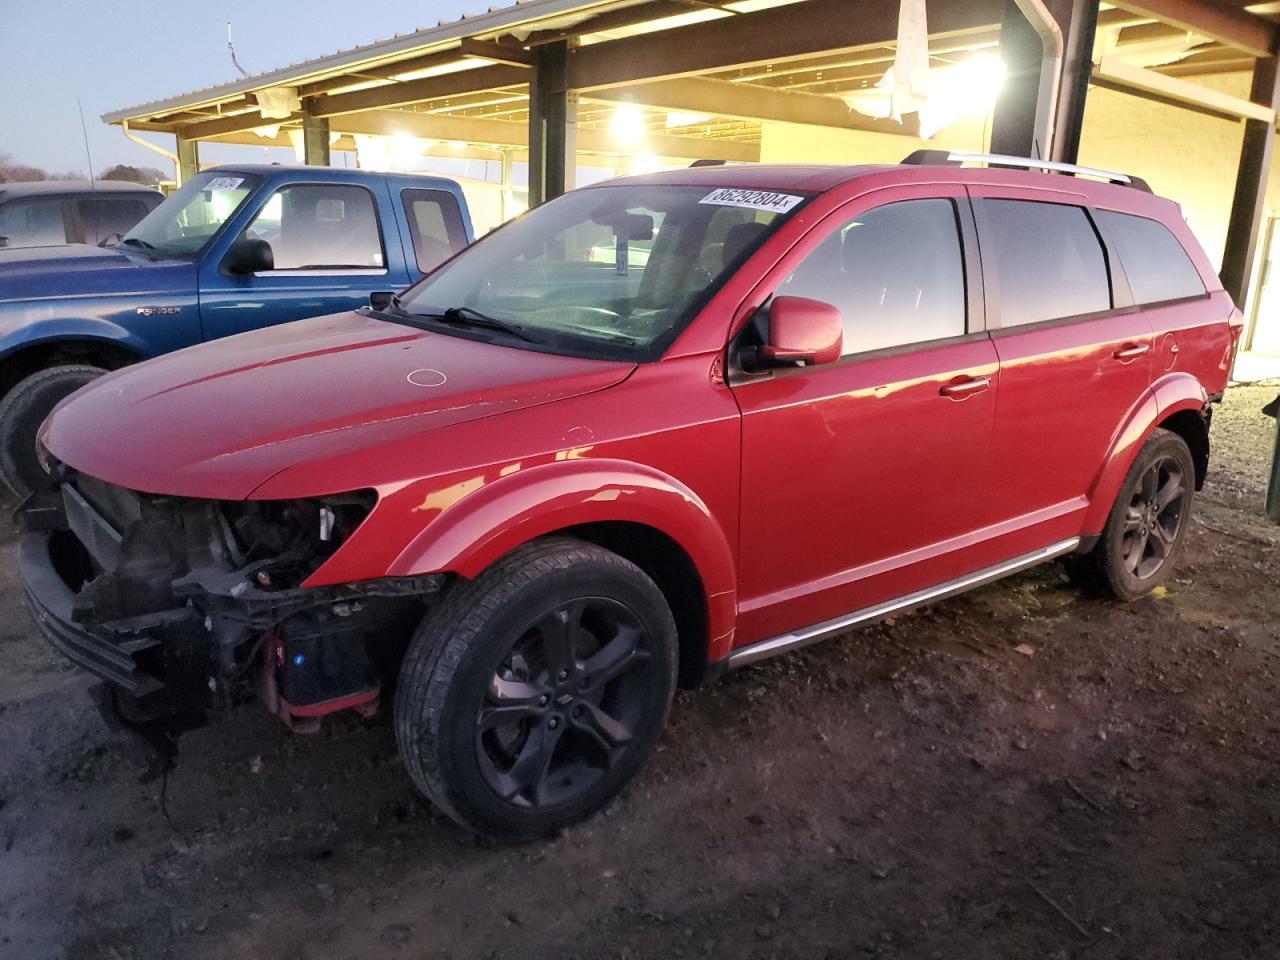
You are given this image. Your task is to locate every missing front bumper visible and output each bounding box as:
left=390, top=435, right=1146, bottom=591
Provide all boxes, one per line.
left=18, top=477, right=441, bottom=728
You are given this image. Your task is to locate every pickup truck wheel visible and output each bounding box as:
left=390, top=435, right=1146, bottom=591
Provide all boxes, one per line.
left=1066, top=428, right=1195, bottom=602
left=395, top=537, right=678, bottom=842
left=0, top=365, right=106, bottom=497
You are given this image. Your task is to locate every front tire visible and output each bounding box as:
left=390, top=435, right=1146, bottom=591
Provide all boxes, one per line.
left=394, top=537, right=678, bottom=841
left=1066, top=428, right=1196, bottom=601
left=0, top=364, right=106, bottom=497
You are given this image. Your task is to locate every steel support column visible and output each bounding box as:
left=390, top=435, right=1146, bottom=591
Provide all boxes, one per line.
left=302, top=105, right=331, bottom=166
left=990, top=0, right=1074, bottom=159
left=528, top=40, right=577, bottom=207
left=176, top=135, right=199, bottom=186
left=1221, top=55, right=1280, bottom=308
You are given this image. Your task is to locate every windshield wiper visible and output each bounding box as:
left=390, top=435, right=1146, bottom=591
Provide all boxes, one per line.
left=411, top=306, right=544, bottom=344
left=117, top=236, right=163, bottom=259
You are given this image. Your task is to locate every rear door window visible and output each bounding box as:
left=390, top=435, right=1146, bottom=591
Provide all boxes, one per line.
left=0, top=198, right=68, bottom=248
left=1094, top=210, right=1206, bottom=305
left=76, top=195, right=157, bottom=244
left=244, top=184, right=384, bottom=270
left=980, top=199, right=1111, bottom=328
left=401, top=189, right=468, bottom=273
left=777, top=198, right=968, bottom=355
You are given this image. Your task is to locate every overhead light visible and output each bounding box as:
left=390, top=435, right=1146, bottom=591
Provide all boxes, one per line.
left=609, top=104, right=646, bottom=148
left=389, top=132, right=433, bottom=168
left=917, top=53, right=1006, bottom=139
left=665, top=111, right=712, bottom=128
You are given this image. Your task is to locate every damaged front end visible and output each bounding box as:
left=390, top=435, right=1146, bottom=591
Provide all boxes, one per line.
left=19, top=471, right=439, bottom=733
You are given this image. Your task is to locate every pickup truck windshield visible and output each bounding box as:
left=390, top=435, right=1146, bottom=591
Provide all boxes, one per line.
left=397, top=183, right=806, bottom=360
left=122, top=171, right=261, bottom=260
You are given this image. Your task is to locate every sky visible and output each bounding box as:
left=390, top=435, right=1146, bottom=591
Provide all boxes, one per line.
left=0, top=0, right=484, bottom=175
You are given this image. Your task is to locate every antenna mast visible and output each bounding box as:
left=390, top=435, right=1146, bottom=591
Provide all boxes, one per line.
left=76, top=98, right=96, bottom=190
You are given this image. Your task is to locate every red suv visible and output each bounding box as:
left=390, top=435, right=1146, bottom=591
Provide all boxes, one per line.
left=21, top=152, right=1239, bottom=840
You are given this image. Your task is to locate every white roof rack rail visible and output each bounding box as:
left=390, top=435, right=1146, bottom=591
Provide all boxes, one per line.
left=900, top=149, right=1151, bottom=192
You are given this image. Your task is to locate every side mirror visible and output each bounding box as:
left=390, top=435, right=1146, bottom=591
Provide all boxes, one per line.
left=752, top=296, right=843, bottom=369
left=222, top=238, right=274, bottom=276
left=369, top=291, right=395, bottom=310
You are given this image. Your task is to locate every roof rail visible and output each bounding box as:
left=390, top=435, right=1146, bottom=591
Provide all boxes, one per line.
left=900, top=149, right=1152, bottom=193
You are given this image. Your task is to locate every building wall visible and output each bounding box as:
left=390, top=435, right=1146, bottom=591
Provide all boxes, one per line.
left=759, top=115, right=992, bottom=167
left=1077, top=72, right=1253, bottom=272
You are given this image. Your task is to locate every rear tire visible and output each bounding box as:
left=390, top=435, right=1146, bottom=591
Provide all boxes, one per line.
left=1066, top=428, right=1196, bottom=602
left=0, top=365, right=106, bottom=497
left=394, top=537, right=678, bottom=841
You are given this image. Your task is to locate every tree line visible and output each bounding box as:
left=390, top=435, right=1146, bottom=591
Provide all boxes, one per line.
left=0, top=153, right=166, bottom=185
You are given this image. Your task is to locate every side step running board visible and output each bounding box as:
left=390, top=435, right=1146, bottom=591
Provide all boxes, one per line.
left=727, top=538, right=1081, bottom=669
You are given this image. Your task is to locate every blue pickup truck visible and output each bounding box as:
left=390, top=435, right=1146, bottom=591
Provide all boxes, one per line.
left=0, top=164, right=472, bottom=494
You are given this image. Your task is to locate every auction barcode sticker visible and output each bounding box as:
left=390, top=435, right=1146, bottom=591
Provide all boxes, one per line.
left=205, top=176, right=245, bottom=191
left=699, top=188, right=804, bottom=213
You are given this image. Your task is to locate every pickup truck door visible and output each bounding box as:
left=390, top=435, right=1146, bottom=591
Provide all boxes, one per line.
left=197, top=181, right=415, bottom=340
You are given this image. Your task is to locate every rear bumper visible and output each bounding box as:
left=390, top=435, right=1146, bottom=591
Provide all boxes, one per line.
left=19, top=530, right=165, bottom=696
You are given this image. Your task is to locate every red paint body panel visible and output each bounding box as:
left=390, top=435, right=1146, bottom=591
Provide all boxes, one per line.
left=42, top=311, right=633, bottom=500
left=40, top=162, right=1237, bottom=672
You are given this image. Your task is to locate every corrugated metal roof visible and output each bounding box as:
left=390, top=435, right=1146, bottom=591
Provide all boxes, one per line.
left=101, top=0, right=640, bottom=123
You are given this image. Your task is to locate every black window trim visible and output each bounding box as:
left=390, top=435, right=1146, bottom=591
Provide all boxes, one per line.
left=1089, top=206, right=1210, bottom=311
left=729, top=191, right=984, bottom=383
left=237, top=180, right=389, bottom=276
left=400, top=186, right=469, bottom=275
left=969, top=192, right=1137, bottom=334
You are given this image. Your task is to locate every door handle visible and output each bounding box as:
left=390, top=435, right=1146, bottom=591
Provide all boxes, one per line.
left=939, top=375, right=991, bottom=398
left=1112, top=342, right=1151, bottom=361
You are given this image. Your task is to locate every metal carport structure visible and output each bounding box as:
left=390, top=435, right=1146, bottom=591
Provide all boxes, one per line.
left=103, top=0, right=1280, bottom=307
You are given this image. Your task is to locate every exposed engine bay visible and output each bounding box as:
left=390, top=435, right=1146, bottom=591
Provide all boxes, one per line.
left=20, top=470, right=440, bottom=733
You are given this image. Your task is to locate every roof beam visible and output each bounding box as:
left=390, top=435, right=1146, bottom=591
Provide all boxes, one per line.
left=459, top=37, right=534, bottom=66
left=586, top=76, right=913, bottom=135
left=1109, top=0, right=1277, bottom=57
left=298, top=49, right=467, bottom=97
left=568, top=0, right=1004, bottom=90
left=1093, top=55, right=1277, bottom=120
left=329, top=108, right=758, bottom=161
left=178, top=110, right=299, bottom=140
left=515, top=1, right=723, bottom=45
left=311, top=63, right=528, bottom=117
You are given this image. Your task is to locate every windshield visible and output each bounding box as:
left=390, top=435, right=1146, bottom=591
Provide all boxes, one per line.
left=122, top=171, right=261, bottom=259
left=397, top=183, right=806, bottom=360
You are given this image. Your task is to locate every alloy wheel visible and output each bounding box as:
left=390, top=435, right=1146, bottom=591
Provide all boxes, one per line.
left=475, top=597, right=654, bottom=809
left=1121, top=454, right=1187, bottom=580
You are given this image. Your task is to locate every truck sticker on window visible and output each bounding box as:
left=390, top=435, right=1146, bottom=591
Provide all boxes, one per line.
left=205, top=176, right=245, bottom=191
left=699, top=188, right=803, bottom=213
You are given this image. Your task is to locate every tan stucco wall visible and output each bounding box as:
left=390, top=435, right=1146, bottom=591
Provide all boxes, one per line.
left=759, top=115, right=993, bottom=167
left=1077, top=73, right=1251, bottom=272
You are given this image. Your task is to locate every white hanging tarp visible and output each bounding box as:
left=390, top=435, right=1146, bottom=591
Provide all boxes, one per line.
left=257, top=86, right=301, bottom=120
left=877, top=0, right=931, bottom=121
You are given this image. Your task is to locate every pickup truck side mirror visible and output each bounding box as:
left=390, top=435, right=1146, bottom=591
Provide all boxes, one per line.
left=222, top=238, right=274, bottom=276
left=746, top=296, right=843, bottom=370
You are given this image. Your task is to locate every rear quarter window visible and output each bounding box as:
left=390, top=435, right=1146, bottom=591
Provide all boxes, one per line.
left=980, top=199, right=1111, bottom=328
left=401, top=189, right=468, bottom=273
left=1094, top=210, right=1206, bottom=305
left=0, top=197, right=68, bottom=248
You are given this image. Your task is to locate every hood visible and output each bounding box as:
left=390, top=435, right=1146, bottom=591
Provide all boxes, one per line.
left=0, top=244, right=193, bottom=303
left=43, top=311, right=635, bottom=500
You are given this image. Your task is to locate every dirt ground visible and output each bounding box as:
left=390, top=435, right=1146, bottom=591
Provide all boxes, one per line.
left=2, top=385, right=1279, bottom=960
